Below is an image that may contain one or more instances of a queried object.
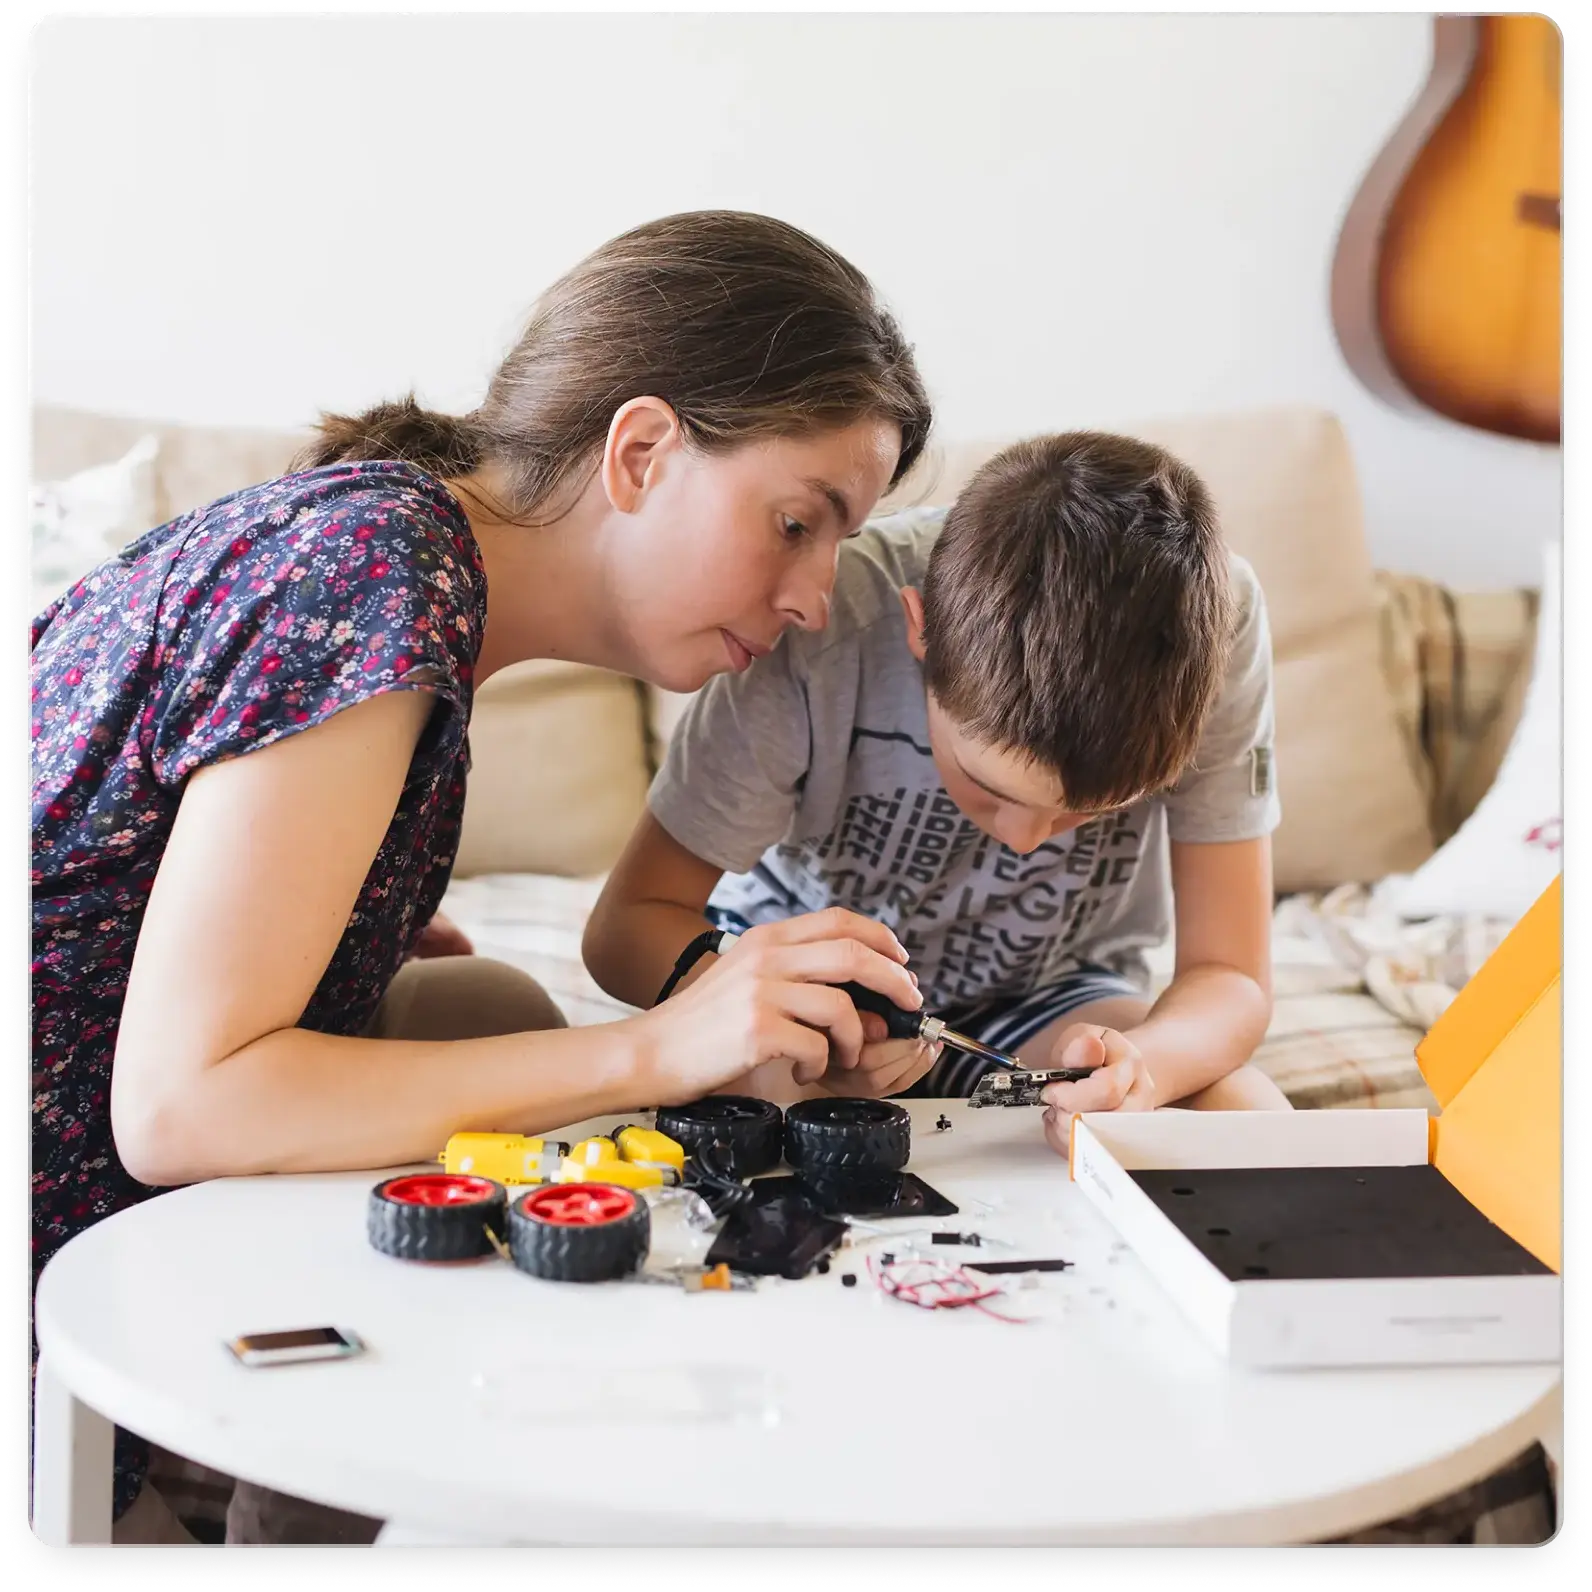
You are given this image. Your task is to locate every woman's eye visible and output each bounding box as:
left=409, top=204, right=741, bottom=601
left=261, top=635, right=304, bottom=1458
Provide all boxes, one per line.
left=780, top=516, right=809, bottom=543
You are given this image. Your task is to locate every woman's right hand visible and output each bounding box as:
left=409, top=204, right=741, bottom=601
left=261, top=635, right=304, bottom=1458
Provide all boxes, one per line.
left=630, top=908, right=922, bottom=1105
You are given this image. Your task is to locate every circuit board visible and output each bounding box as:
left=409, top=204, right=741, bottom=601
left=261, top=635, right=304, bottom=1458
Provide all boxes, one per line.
left=968, top=1066, right=1093, bottom=1108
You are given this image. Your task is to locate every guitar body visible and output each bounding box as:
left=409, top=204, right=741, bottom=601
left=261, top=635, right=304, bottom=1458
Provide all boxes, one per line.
left=1332, top=16, right=1561, bottom=444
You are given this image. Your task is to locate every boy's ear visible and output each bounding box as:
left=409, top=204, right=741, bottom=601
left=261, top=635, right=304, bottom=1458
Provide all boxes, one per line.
left=899, top=586, right=929, bottom=662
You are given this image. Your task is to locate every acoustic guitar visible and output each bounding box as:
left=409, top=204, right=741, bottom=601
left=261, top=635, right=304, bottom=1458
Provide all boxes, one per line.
left=1331, top=15, right=1561, bottom=444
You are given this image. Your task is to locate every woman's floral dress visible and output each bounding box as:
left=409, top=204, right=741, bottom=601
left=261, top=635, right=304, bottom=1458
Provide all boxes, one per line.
left=31, top=459, right=486, bottom=1517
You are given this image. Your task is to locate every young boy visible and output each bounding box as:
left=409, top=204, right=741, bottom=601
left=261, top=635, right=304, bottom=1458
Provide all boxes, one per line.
left=584, top=432, right=1290, bottom=1154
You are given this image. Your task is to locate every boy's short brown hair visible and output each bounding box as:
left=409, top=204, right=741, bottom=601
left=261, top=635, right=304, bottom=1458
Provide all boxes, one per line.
left=920, top=431, right=1236, bottom=810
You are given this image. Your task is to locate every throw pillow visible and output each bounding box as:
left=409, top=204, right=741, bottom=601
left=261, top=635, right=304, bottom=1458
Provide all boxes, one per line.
left=31, top=434, right=160, bottom=616
left=1379, top=541, right=1560, bottom=924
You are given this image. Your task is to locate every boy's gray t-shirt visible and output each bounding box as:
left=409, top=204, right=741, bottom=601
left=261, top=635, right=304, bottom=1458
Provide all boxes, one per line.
left=649, top=509, right=1281, bottom=1013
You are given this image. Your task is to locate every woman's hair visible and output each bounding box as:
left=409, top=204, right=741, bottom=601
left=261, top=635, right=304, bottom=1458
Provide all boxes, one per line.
left=294, top=211, right=932, bottom=518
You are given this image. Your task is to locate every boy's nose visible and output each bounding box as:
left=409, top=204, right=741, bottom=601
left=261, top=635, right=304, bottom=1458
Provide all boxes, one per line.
left=1000, top=817, right=1053, bottom=855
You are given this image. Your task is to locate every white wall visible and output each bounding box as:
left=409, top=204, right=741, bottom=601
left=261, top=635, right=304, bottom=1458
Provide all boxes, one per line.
left=30, top=12, right=1559, bottom=588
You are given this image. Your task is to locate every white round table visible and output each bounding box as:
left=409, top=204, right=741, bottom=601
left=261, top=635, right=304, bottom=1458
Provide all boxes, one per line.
left=33, top=1100, right=1559, bottom=1545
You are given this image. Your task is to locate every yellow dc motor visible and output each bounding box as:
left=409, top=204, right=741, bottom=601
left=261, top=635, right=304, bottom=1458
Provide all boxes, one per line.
left=438, top=1132, right=567, bottom=1186
left=614, top=1125, right=686, bottom=1176
left=556, top=1126, right=685, bottom=1190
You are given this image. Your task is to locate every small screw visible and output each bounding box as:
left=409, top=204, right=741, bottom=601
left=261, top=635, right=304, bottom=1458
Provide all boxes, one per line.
left=935, top=1114, right=952, bottom=1131
left=842, top=1273, right=857, bottom=1288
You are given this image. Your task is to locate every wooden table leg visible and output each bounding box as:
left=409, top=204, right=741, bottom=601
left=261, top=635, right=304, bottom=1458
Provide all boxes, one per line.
left=32, top=1352, right=114, bottom=1544
left=1537, top=1381, right=1563, bottom=1509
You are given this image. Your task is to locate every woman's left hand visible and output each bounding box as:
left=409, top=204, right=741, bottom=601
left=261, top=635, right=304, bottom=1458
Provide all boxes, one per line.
left=1038, top=1023, right=1155, bottom=1156
left=409, top=909, right=474, bottom=960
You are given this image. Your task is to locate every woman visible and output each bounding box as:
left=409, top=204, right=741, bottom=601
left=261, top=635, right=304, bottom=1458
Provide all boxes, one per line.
left=31, top=210, right=933, bottom=1541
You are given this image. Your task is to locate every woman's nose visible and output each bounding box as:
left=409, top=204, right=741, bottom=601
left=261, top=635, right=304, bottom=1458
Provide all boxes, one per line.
left=778, top=546, right=837, bottom=633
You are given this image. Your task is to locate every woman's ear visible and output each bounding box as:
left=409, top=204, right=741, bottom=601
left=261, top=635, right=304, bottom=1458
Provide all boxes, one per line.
left=600, top=397, right=679, bottom=512
left=899, top=585, right=929, bottom=662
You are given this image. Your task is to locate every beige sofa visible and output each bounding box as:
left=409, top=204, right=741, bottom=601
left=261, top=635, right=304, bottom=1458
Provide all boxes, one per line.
left=33, top=403, right=1539, bottom=1108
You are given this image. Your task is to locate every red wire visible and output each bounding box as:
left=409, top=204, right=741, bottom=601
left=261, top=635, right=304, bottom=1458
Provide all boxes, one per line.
left=867, top=1255, right=1028, bottom=1324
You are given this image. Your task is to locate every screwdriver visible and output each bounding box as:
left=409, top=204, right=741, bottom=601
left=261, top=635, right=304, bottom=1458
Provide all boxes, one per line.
left=709, top=930, right=1094, bottom=1080
left=836, top=981, right=1095, bottom=1081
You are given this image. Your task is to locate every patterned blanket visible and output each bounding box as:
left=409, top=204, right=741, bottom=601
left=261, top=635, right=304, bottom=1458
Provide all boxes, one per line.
left=1275, top=883, right=1511, bottom=1029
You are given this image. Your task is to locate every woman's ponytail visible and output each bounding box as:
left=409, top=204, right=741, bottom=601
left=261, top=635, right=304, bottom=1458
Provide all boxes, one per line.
left=292, top=394, right=482, bottom=476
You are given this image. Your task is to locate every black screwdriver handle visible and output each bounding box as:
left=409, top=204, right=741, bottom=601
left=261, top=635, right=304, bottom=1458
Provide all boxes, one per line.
left=837, top=980, right=926, bottom=1041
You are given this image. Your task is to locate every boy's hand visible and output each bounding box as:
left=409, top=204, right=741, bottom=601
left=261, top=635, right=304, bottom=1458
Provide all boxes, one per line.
left=1037, top=1024, right=1155, bottom=1157
left=820, top=1028, right=940, bottom=1099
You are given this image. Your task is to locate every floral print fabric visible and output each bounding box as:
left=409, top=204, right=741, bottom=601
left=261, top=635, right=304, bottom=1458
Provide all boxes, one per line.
left=31, top=459, right=485, bottom=1514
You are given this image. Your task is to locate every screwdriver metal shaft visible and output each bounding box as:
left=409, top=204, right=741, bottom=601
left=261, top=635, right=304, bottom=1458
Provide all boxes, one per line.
left=836, top=981, right=1094, bottom=1078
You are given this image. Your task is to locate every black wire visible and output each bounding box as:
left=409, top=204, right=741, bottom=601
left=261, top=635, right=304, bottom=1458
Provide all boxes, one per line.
left=684, top=1139, right=754, bottom=1216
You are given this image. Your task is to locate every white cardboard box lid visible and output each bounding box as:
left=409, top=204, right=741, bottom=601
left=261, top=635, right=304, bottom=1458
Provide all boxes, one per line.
left=1069, top=1104, right=1430, bottom=1173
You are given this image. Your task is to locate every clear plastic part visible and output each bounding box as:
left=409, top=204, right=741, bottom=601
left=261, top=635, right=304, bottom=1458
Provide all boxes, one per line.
left=638, top=1186, right=719, bottom=1274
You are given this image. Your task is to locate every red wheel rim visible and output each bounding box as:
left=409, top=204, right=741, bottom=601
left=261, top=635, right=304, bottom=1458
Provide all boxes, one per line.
left=522, top=1184, right=636, bottom=1226
left=382, top=1174, right=498, bottom=1207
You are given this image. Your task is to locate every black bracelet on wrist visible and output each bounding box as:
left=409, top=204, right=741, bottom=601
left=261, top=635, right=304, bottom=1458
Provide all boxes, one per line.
left=654, top=927, right=739, bottom=1006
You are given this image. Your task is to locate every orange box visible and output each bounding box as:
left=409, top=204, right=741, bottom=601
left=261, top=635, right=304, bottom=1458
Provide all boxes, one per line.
left=1418, top=874, right=1561, bottom=1273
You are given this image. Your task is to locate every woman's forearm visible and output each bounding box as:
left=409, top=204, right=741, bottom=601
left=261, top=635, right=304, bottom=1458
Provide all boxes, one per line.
left=1125, top=963, right=1272, bottom=1105
left=113, top=1019, right=659, bottom=1185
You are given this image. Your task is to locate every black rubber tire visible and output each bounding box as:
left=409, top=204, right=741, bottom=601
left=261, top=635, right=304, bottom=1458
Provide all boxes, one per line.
left=368, top=1174, right=508, bottom=1262
left=783, top=1098, right=911, bottom=1173
left=507, top=1184, right=651, bottom=1282
left=655, top=1095, right=784, bottom=1180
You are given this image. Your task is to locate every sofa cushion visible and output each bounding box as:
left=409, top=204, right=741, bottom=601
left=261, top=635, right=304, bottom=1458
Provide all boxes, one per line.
left=456, top=662, right=653, bottom=880
left=31, top=434, right=160, bottom=613
left=866, top=407, right=1437, bottom=893
left=32, top=405, right=308, bottom=527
